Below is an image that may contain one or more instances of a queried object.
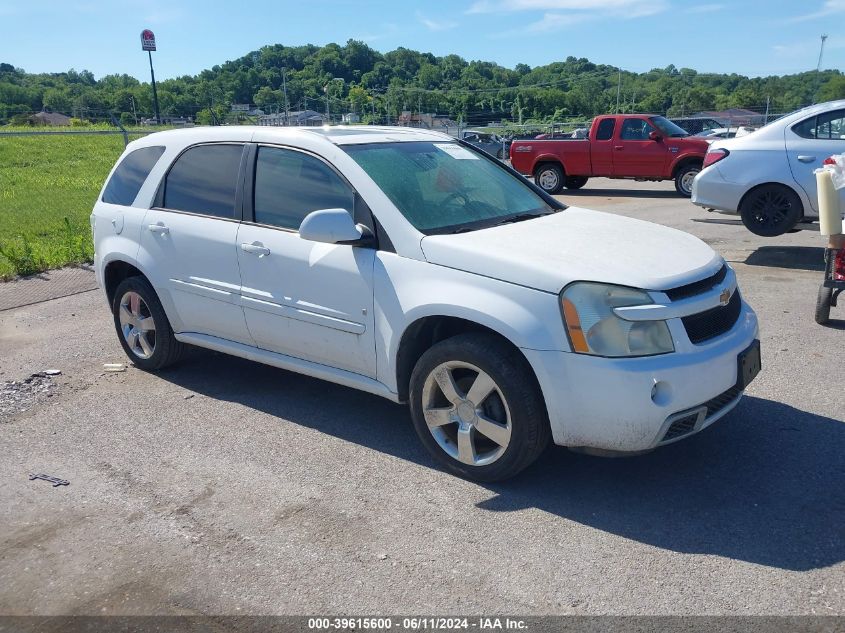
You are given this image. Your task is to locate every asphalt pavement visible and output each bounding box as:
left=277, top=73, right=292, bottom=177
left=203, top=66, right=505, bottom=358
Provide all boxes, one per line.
left=0, top=178, right=842, bottom=616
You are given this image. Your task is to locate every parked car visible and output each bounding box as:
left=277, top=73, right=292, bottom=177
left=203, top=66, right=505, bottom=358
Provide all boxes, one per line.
left=510, top=114, right=710, bottom=196
left=670, top=117, right=723, bottom=135
left=692, top=99, right=845, bottom=236
left=93, top=126, right=760, bottom=481
left=459, top=130, right=509, bottom=159
left=694, top=127, right=756, bottom=141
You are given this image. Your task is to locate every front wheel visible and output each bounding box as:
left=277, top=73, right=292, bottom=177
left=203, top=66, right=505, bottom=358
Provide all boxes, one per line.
left=674, top=163, right=700, bottom=197
left=565, top=176, right=589, bottom=190
left=534, top=164, right=564, bottom=195
left=409, top=333, right=550, bottom=482
left=739, top=184, right=803, bottom=237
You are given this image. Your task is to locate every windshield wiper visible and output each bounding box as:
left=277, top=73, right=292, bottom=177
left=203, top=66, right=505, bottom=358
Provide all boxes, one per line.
left=495, top=210, right=555, bottom=226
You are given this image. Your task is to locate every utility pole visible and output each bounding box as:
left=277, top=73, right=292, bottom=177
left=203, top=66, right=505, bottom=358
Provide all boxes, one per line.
left=281, top=67, right=290, bottom=125
left=815, top=34, right=828, bottom=103
left=817, top=34, right=828, bottom=72
left=764, top=95, right=770, bottom=124
left=615, top=68, right=622, bottom=114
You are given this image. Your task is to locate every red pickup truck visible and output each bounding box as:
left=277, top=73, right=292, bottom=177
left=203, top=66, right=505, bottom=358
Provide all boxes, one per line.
left=509, top=114, right=709, bottom=197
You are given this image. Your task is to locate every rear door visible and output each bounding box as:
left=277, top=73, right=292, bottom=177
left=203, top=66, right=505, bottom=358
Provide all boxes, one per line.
left=590, top=117, right=615, bottom=176
left=786, top=108, right=845, bottom=213
left=140, top=143, right=254, bottom=345
left=612, top=117, right=667, bottom=177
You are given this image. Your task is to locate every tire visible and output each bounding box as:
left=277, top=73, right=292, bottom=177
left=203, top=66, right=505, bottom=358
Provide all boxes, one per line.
left=674, top=163, right=700, bottom=197
left=815, top=284, right=832, bottom=325
left=408, top=333, right=551, bottom=482
left=739, top=184, right=803, bottom=237
left=534, top=163, right=564, bottom=195
left=564, top=176, right=588, bottom=190
left=496, top=148, right=504, bottom=160
left=112, top=276, right=185, bottom=371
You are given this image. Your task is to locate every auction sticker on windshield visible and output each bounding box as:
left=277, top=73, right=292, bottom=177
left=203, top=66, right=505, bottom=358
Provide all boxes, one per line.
left=435, top=143, right=479, bottom=159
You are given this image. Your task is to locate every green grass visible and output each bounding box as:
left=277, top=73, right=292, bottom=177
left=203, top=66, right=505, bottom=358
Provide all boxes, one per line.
left=0, top=132, right=133, bottom=279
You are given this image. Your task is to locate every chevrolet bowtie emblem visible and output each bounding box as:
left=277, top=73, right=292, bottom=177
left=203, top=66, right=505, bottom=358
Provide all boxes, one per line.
left=719, top=288, right=731, bottom=306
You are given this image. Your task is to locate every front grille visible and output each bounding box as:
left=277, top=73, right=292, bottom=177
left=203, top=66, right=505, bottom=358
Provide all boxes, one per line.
left=664, top=264, right=727, bottom=301
left=661, top=383, right=744, bottom=443
left=681, top=290, right=741, bottom=344
left=663, top=413, right=699, bottom=441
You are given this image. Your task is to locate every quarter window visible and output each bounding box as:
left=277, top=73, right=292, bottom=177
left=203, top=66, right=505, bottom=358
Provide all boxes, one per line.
left=163, top=144, right=244, bottom=218
left=595, top=118, right=615, bottom=141
left=253, top=147, right=354, bottom=230
left=102, top=146, right=165, bottom=205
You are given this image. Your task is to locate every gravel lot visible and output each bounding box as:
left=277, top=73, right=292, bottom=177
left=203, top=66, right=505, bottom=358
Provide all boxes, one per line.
left=1, top=178, right=843, bottom=616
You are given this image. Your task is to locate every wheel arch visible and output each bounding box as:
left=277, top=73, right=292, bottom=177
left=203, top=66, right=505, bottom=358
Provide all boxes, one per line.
left=532, top=157, right=566, bottom=176
left=671, top=155, right=704, bottom=179
left=738, top=181, right=805, bottom=219
left=103, top=256, right=153, bottom=307
left=394, top=315, right=543, bottom=404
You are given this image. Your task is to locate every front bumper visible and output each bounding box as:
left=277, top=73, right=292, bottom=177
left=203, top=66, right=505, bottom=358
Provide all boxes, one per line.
left=523, top=299, right=759, bottom=452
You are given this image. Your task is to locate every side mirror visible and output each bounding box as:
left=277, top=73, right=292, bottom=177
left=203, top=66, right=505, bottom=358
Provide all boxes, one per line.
left=649, top=130, right=662, bottom=141
left=299, top=208, right=373, bottom=246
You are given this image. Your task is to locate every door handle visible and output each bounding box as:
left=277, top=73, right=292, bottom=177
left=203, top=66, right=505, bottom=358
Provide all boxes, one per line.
left=614, top=146, right=624, bottom=150
left=797, top=155, right=816, bottom=163
left=147, top=223, right=169, bottom=234
left=240, top=242, right=270, bottom=257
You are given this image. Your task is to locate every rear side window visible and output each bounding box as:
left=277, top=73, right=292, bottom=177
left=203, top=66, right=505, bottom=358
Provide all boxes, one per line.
left=163, top=144, right=244, bottom=219
left=253, top=146, right=354, bottom=230
left=595, top=118, right=615, bottom=141
left=793, top=110, right=845, bottom=140
left=102, top=146, right=165, bottom=205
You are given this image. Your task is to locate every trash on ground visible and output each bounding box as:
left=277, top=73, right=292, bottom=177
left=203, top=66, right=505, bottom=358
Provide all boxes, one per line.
left=43, top=369, right=62, bottom=376
left=29, top=473, right=70, bottom=487
left=103, top=363, right=126, bottom=372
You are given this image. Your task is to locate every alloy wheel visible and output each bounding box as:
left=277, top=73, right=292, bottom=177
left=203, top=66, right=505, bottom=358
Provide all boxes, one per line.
left=118, top=291, right=157, bottom=359
left=421, top=361, right=512, bottom=466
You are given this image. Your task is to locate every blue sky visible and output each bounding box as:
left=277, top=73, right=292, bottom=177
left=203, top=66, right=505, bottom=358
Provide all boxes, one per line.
left=2, top=0, right=843, bottom=80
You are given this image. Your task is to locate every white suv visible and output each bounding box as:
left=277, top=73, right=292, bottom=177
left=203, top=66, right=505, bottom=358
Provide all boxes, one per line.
left=93, top=126, right=760, bottom=481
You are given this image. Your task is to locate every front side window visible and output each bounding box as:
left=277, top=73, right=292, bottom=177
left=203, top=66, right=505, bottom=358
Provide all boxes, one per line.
left=254, top=146, right=354, bottom=230
left=620, top=118, right=653, bottom=140
left=344, top=141, right=557, bottom=234
left=163, top=144, right=244, bottom=219
left=793, top=110, right=845, bottom=140
left=650, top=116, right=689, bottom=138
left=102, top=146, right=165, bottom=205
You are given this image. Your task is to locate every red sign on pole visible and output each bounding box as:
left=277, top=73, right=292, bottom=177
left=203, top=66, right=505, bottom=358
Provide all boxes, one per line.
left=141, top=29, right=156, bottom=52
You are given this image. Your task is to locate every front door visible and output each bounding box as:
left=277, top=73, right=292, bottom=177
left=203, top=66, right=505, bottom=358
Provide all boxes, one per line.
left=612, top=117, right=667, bottom=177
left=139, top=143, right=253, bottom=345
left=236, top=145, right=377, bottom=377
left=786, top=108, right=845, bottom=213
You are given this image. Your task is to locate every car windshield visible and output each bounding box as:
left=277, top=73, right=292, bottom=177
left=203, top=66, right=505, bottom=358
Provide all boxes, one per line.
left=343, top=141, right=558, bottom=234
left=650, top=116, right=690, bottom=138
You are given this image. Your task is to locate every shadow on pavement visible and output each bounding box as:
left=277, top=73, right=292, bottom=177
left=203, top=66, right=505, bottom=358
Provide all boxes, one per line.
left=744, top=246, right=826, bottom=271
left=159, top=353, right=844, bottom=573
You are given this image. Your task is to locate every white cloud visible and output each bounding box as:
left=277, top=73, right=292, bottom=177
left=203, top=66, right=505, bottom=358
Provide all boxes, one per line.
left=786, top=0, right=845, bottom=22
left=416, top=11, right=458, bottom=31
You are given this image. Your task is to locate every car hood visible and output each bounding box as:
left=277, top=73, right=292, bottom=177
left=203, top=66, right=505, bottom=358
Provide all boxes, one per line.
left=420, top=207, right=722, bottom=294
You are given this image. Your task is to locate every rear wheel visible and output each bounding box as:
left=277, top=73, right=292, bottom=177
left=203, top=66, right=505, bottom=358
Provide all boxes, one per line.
left=409, top=333, right=550, bottom=482
left=112, top=276, right=185, bottom=371
left=815, top=284, right=832, bottom=325
left=739, top=184, right=803, bottom=237
left=674, top=163, right=700, bottom=197
left=534, top=164, right=564, bottom=194
left=565, top=176, right=589, bottom=190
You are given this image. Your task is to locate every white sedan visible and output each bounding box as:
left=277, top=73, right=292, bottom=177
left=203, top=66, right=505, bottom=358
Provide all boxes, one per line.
left=692, top=99, right=845, bottom=236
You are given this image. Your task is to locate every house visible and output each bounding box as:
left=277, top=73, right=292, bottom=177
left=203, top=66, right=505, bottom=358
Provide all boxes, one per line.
left=397, top=111, right=458, bottom=130
left=32, top=111, right=71, bottom=126
left=342, top=112, right=360, bottom=124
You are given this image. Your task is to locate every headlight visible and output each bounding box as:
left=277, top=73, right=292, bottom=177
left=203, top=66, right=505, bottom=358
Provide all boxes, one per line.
left=561, top=282, right=674, bottom=357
